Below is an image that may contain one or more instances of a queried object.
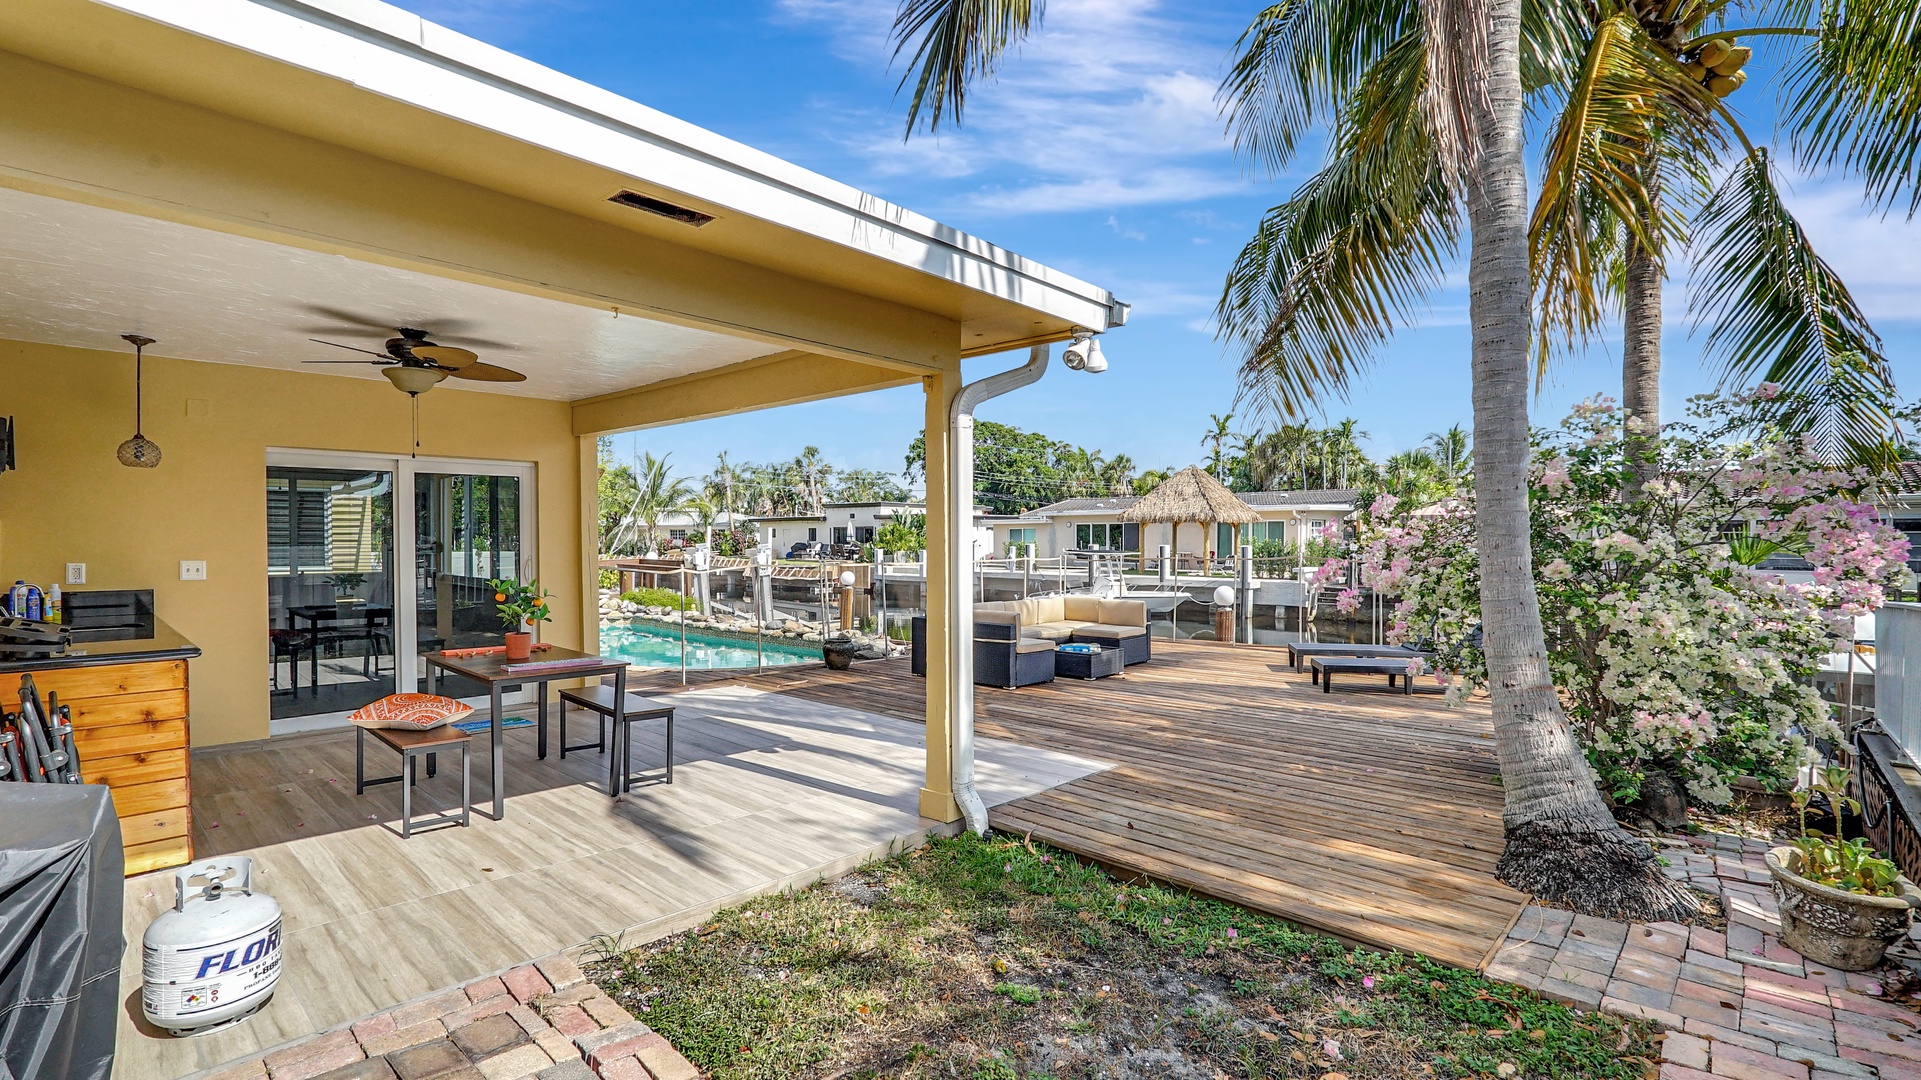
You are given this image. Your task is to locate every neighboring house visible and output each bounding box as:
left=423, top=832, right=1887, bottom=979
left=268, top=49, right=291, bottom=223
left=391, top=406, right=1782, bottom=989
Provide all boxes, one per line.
left=1889, top=462, right=1921, bottom=573
left=991, top=490, right=1360, bottom=559
left=755, top=502, right=994, bottom=556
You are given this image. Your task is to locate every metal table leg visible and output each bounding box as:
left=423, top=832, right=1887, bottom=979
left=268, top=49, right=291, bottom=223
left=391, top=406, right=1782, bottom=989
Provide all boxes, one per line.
left=489, top=682, right=505, bottom=819
left=537, top=686, right=549, bottom=759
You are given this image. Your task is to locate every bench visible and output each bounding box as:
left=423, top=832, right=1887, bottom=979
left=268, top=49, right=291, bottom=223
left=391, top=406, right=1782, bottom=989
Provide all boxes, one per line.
left=354, top=725, right=471, bottom=837
left=1285, top=642, right=1424, bottom=672
left=557, top=685, right=675, bottom=795
left=1310, top=656, right=1426, bottom=695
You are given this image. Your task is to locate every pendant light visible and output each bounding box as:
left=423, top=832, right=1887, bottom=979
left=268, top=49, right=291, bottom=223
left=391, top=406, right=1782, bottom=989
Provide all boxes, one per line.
left=116, top=334, right=162, bottom=468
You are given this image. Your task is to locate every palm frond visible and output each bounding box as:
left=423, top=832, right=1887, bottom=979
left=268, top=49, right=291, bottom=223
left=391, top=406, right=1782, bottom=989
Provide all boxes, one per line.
left=1218, top=33, right=1461, bottom=420
left=1529, top=6, right=1731, bottom=364
left=1220, top=0, right=1421, bottom=175
left=891, top=0, right=1042, bottom=135
left=1691, top=150, right=1898, bottom=462
left=1784, top=0, right=1921, bottom=216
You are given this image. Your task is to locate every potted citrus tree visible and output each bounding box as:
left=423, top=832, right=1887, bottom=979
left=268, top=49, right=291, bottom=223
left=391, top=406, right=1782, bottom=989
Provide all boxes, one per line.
left=1767, top=765, right=1921, bottom=970
left=489, top=578, right=553, bottom=661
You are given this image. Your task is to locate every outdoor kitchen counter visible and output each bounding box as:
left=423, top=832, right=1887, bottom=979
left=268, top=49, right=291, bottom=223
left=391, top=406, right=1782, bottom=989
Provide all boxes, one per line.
left=0, top=618, right=200, bottom=674
left=3, top=621, right=200, bottom=875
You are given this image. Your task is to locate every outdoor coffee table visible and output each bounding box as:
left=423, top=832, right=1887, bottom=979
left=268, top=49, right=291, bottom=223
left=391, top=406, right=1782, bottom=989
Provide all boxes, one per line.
left=1310, top=655, right=1420, bottom=695
left=1284, top=641, right=1423, bottom=671
left=422, top=645, right=629, bottom=820
left=1055, top=644, right=1124, bottom=681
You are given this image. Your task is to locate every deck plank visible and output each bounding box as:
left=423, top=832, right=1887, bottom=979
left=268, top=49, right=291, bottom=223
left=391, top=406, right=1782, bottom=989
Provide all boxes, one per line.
left=632, top=640, right=1527, bottom=970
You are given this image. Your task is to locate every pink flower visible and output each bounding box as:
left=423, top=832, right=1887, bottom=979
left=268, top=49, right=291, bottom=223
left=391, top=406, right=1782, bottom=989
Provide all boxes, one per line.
left=1362, top=975, right=1375, bottom=989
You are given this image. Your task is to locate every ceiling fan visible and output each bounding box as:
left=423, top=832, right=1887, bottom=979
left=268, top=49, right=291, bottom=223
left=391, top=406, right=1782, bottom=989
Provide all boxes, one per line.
left=304, top=326, right=527, bottom=394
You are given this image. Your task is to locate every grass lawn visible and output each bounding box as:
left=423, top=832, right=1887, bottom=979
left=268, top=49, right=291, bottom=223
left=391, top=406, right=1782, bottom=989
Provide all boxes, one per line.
left=587, top=834, right=1656, bottom=1079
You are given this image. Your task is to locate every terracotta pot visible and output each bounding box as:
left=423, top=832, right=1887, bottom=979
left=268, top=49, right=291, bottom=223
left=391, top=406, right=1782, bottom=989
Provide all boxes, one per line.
left=822, top=636, right=858, bottom=671
left=503, top=631, right=533, bottom=661
left=1765, top=846, right=1921, bottom=971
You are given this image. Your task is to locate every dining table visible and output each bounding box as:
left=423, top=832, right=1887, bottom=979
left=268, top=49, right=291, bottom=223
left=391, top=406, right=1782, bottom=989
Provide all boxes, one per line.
left=421, top=644, right=629, bottom=819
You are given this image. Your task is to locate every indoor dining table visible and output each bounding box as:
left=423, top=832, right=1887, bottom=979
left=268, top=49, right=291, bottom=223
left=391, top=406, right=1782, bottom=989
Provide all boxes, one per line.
left=421, top=644, right=629, bottom=819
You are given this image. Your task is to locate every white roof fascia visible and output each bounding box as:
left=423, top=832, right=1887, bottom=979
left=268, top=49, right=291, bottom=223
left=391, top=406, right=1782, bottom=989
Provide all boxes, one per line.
left=93, top=0, right=1128, bottom=333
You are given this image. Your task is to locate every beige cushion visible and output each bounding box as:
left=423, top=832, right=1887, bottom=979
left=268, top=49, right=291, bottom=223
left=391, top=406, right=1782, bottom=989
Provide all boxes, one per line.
left=1097, top=599, right=1148, bottom=628
left=974, top=608, right=1019, bottom=627
left=1015, top=637, right=1057, bottom=654
left=1060, top=596, right=1105, bottom=622
left=1075, top=623, right=1146, bottom=639
left=1022, top=623, right=1078, bottom=641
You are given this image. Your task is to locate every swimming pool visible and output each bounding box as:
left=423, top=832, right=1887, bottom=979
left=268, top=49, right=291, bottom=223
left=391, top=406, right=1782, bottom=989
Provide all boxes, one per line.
left=599, top=621, right=818, bottom=669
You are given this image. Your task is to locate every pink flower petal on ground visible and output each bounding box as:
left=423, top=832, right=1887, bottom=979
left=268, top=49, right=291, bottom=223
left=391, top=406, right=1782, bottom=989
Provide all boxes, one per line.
left=1226, top=928, right=1237, bottom=939
left=209, top=822, right=219, bottom=828
left=1363, top=975, right=1375, bottom=989
left=1322, top=1038, right=1342, bottom=1060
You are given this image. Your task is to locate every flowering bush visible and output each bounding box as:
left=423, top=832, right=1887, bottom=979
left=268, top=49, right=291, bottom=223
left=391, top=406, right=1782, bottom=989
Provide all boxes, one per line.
left=1353, top=391, right=1909, bottom=806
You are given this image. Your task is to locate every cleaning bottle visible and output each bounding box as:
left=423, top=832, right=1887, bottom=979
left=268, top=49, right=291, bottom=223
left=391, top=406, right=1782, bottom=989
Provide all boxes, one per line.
left=47, top=584, right=61, bottom=624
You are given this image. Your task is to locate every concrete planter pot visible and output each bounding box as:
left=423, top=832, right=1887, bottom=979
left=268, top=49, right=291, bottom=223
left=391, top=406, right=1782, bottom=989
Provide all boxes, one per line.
left=1765, top=846, right=1921, bottom=971
left=821, top=636, right=858, bottom=671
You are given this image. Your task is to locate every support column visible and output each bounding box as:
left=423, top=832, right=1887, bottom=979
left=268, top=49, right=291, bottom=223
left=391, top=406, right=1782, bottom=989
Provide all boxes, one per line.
left=578, top=436, right=601, bottom=659
left=920, top=364, right=963, bottom=822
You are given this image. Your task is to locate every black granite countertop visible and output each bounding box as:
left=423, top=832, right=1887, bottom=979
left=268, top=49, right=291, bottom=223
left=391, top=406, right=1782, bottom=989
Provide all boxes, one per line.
left=0, top=619, right=200, bottom=674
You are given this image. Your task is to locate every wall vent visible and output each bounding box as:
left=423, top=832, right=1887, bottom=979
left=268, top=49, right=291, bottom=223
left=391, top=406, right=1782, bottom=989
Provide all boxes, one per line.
left=608, top=190, right=714, bottom=226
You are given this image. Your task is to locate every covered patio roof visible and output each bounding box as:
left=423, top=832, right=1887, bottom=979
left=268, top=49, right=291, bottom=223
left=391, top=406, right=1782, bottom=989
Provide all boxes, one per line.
left=0, top=0, right=1127, bottom=429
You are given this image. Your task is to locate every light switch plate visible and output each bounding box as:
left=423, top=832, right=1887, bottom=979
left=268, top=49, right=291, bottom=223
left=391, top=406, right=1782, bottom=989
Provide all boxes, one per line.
left=179, top=560, right=207, bottom=581
left=65, top=563, right=86, bottom=585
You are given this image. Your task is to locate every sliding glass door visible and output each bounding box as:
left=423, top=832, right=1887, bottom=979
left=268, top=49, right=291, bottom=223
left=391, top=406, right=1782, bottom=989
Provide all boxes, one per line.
left=268, top=466, right=397, bottom=722
left=415, top=472, right=523, bottom=701
left=267, top=451, right=535, bottom=734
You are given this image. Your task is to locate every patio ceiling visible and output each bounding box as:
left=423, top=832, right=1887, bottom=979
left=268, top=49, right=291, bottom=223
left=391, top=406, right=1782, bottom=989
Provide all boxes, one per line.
left=0, top=185, right=774, bottom=402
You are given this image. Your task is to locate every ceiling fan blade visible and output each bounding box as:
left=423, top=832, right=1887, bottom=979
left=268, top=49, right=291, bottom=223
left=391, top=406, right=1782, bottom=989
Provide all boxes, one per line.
left=301, top=360, right=392, bottom=365
left=412, top=345, right=478, bottom=369
left=445, top=362, right=527, bottom=383
left=296, top=308, right=514, bottom=348
left=310, top=338, right=396, bottom=358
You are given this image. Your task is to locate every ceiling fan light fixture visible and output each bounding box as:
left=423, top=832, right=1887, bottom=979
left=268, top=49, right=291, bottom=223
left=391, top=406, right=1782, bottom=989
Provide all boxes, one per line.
left=383, top=366, right=450, bottom=395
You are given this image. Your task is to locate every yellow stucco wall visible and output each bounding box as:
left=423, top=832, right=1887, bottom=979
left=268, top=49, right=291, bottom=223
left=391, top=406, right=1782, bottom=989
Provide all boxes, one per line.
left=0, top=338, right=584, bottom=747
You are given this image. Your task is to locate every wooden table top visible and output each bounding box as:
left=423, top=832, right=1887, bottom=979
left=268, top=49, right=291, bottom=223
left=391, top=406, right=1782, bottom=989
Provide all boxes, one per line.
left=422, top=644, right=625, bottom=684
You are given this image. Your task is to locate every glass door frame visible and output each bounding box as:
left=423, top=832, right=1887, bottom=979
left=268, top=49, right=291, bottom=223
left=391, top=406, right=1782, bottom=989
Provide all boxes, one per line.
left=266, top=448, right=538, bottom=720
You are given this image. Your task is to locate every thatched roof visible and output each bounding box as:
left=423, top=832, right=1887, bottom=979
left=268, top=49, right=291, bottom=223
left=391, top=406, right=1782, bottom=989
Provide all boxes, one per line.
left=1120, top=466, right=1259, bottom=524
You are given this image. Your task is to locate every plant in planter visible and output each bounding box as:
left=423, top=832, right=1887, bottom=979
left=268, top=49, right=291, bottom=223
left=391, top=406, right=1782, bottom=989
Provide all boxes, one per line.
left=489, top=578, right=553, bottom=661
left=1767, top=766, right=1921, bottom=970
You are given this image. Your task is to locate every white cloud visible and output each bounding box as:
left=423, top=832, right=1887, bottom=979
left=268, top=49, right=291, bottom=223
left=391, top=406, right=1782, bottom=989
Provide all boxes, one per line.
left=782, top=0, right=1257, bottom=215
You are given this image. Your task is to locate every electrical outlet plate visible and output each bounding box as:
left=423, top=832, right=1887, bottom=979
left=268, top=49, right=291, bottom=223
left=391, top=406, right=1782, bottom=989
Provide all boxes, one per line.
left=179, top=560, right=207, bottom=581
left=65, top=563, right=85, bottom=585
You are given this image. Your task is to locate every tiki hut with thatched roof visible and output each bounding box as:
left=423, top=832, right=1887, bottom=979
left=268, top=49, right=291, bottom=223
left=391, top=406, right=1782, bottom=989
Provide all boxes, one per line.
left=1121, top=465, right=1259, bottom=568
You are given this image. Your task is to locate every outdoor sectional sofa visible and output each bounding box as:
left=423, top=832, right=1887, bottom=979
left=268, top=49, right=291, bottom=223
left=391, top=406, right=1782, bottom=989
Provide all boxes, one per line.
left=909, top=597, right=1152, bottom=689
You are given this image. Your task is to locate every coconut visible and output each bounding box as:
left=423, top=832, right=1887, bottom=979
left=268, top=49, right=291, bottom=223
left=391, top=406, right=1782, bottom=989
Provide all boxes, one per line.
left=1707, top=73, right=1739, bottom=97
left=1712, top=45, right=1752, bottom=75
left=1698, top=38, right=1732, bottom=68
left=1682, top=60, right=1707, bottom=80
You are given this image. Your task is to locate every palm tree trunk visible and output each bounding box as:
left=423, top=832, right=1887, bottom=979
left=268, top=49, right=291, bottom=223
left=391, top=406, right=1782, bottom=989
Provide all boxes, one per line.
left=1463, top=0, right=1695, bottom=920
left=1622, top=165, right=1662, bottom=492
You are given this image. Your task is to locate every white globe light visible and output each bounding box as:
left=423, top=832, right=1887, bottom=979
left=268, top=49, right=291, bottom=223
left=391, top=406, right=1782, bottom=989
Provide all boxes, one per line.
left=1213, top=585, right=1236, bottom=607
left=839, top=570, right=856, bottom=587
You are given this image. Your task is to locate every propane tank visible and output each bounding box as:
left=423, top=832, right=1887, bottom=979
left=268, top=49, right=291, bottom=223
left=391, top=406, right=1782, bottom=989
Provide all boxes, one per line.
left=142, top=857, right=282, bottom=1037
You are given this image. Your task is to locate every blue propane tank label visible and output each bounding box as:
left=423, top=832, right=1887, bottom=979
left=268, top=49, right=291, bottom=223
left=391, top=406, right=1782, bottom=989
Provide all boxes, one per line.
left=143, top=917, right=283, bottom=1017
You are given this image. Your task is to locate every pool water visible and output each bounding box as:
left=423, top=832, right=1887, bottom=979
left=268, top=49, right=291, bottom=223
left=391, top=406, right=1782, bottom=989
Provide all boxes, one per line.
left=600, top=621, right=818, bottom=669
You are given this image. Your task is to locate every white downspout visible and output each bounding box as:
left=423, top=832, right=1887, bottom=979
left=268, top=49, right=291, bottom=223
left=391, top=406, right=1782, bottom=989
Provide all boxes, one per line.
left=948, top=344, right=1051, bottom=835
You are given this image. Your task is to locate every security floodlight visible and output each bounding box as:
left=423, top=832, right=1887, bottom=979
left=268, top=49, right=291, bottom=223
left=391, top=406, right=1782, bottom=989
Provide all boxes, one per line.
left=1081, top=336, right=1107, bottom=373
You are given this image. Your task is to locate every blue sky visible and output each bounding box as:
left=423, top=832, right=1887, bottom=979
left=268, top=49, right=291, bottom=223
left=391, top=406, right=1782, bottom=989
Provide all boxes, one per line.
left=419, top=0, right=1921, bottom=488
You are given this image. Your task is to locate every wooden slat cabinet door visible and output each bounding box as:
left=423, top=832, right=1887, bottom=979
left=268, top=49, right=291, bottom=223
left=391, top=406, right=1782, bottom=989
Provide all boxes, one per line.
left=8, top=661, right=194, bottom=876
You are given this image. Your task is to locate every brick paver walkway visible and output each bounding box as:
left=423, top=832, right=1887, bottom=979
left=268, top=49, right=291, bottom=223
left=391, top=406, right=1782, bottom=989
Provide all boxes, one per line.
left=195, top=953, right=697, bottom=1080
left=1484, top=831, right=1921, bottom=1080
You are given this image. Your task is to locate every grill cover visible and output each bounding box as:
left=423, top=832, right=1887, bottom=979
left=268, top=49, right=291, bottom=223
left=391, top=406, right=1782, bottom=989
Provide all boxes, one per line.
left=0, top=784, right=124, bottom=1080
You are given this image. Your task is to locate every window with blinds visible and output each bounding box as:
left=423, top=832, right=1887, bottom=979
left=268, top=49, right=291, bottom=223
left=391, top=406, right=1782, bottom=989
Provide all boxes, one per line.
left=266, top=479, right=332, bottom=574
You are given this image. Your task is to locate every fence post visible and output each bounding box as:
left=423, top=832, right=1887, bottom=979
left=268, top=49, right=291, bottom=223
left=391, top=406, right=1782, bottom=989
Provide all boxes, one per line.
left=679, top=567, right=688, bottom=686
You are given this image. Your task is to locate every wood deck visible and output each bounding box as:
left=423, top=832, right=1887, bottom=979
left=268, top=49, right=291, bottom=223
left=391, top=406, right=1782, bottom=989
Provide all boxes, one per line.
left=634, top=640, right=1527, bottom=969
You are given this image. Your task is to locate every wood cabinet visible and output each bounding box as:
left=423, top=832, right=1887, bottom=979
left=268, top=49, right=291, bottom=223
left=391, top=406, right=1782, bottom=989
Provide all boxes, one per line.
left=16, top=659, right=192, bottom=875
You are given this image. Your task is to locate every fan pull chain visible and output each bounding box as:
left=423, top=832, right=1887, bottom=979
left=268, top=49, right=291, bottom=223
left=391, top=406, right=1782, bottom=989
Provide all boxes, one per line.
left=410, top=392, right=420, bottom=458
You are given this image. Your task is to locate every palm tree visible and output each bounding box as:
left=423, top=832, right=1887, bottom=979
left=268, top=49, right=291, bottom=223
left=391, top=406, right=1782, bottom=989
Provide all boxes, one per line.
left=887, top=0, right=1703, bottom=916
left=1202, top=413, right=1235, bottom=483
left=1424, top=425, right=1472, bottom=488
left=614, top=452, right=695, bottom=556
